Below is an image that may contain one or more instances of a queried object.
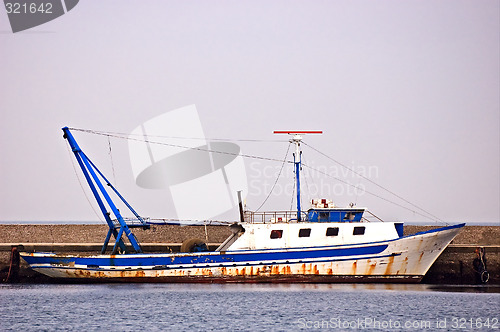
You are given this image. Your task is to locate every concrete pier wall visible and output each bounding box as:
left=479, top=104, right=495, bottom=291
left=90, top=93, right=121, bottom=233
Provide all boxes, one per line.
left=0, top=224, right=498, bottom=284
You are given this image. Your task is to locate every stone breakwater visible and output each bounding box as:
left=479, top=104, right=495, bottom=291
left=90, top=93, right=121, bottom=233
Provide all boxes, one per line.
left=0, top=224, right=232, bottom=245
left=0, top=224, right=498, bottom=284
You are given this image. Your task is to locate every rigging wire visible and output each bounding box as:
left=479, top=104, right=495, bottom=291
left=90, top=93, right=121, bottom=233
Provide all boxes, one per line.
left=300, top=162, right=448, bottom=225
left=302, top=163, right=312, bottom=205
left=302, top=141, right=445, bottom=223
left=65, top=143, right=104, bottom=223
left=70, top=127, right=288, bottom=143
left=255, top=142, right=292, bottom=212
left=107, top=136, right=117, bottom=186
left=67, top=127, right=447, bottom=224
left=147, top=218, right=233, bottom=225
left=68, top=127, right=293, bottom=165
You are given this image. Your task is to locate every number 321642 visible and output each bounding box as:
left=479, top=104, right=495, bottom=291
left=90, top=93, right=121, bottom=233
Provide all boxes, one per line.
left=451, top=317, right=498, bottom=329
left=5, top=2, right=53, bottom=14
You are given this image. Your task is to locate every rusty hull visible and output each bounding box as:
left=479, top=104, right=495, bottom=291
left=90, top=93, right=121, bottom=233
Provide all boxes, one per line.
left=22, top=224, right=461, bottom=283
left=31, top=263, right=423, bottom=283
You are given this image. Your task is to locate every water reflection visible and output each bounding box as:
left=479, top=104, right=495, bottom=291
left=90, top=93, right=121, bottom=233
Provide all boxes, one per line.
left=1, top=282, right=498, bottom=331
left=1, top=282, right=498, bottom=294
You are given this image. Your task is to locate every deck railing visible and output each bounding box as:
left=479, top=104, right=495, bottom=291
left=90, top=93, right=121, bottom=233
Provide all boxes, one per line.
left=245, top=210, right=383, bottom=224
left=243, top=211, right=305, bottom=223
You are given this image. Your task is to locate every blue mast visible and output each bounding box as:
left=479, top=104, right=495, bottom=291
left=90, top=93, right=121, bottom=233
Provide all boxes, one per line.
left=62, top=127, right=148, bottom=254
left=273, top=131, right=322, bottom=222
left=293, top=135, right=302, bottom=221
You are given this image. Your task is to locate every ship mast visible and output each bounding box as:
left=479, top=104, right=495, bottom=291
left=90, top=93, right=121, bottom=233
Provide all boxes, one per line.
left=273, top=131, right=322, bottom=221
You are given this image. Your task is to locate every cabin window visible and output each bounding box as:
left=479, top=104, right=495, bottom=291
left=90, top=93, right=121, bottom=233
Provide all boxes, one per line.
left=319, top=211, right=329, bottom=222
left=326, top=227, right=339, bottom=236
left=270, top=229, right=283, bottom=239
left=344, top=212, right=355, bottom=221
left=353, top=226, right=365, bottom=235
left=298, top=228, right=311, bottom=237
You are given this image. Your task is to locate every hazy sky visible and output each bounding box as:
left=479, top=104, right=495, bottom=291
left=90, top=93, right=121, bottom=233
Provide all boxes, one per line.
left=1, top=1, right=498, bottom=224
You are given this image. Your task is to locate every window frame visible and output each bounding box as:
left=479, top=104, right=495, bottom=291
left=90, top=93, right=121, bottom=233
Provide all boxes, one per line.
left=319, top=211, right=329, bottom=222
left=326, top=227, right=339, bottom=236
left=298, top=228, right=312, bottom=238
left=353, top=226, right=365, bottom=235
left=270, top=229, right=283, bottom=239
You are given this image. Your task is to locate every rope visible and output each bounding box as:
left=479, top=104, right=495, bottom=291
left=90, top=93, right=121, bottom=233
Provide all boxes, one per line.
left=148, top=218, right=233, bottom=225
left=255, top=143, right=292, bottom=212
left=303, top=166, right=311, bottom=205
left=108, top=136, right=117, bottom=185
left=69, top=127, right=288, bottom=143
left=68, top=127, right=293, bottom=165
left=5, top=247, right=19, bottom=282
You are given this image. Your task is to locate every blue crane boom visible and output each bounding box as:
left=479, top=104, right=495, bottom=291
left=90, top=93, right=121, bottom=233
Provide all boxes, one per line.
left=62, top=126, right=148, bottom=254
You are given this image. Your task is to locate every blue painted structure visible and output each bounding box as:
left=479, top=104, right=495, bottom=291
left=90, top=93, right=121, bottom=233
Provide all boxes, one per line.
left=62, top=127, right=149, bottom=254
left=295, top=150, right=302, bottom=222
left=307, top=209, right=365, bottom=222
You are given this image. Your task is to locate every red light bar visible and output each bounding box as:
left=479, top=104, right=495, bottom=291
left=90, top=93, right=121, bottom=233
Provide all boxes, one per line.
left=273, top=130, right=323, bottom=134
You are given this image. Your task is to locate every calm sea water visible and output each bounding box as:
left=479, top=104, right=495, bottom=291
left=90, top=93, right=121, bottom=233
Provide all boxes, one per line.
left=0, top=284, right=498, bottom=331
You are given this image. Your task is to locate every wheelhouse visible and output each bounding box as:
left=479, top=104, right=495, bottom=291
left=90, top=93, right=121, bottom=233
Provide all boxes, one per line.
left=307, top=208, right=365, bottom=222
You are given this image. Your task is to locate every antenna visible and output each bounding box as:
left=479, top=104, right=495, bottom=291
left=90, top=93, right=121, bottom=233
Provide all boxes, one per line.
left=273, top=131, right=322, bottom=221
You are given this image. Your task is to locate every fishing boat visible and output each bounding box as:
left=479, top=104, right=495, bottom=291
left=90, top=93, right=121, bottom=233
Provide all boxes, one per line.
left=20, top=127, right=464, bottom=282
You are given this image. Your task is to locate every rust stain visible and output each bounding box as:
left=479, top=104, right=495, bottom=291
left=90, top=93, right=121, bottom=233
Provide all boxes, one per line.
left=399, top=256, right=409, bottom=274
left=301, top=263, right=306, bottom=274
left=367, top=263, right=376, bottom=275
left=352, top=261, right=357, bottom=275
left=313, top=265, right=319, bottom=275
left=327, top=268, right=333, bottom=275
left=384, top=255, right=395, bottom=275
